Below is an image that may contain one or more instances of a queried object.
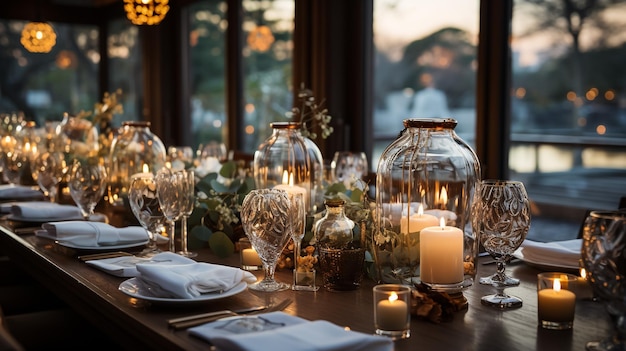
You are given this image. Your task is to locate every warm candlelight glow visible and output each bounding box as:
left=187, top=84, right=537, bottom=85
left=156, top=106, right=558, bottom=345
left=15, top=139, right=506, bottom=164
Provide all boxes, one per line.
left=554, top=278, right=562, bottom=292
left=389, top=292, right=398, bottom=303
left=439, top=216, right=445, bottom=228
left=281, top=170, right=295, bottom=186
left=440, top=187, right=448, bottom=207
left=143, top=163, right=150, bottom=173
left=580, top=268, right=587, bottom=279
left=417, top=203, right=424, bottom=216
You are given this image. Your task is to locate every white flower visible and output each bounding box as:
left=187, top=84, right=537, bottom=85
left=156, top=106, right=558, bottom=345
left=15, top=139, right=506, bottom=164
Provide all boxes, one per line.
left=194, top=157, right=222, bottom=178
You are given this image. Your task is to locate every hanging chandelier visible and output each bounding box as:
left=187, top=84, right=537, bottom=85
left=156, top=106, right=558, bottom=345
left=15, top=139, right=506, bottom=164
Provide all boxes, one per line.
left=21, top=22, right=56, bottom=53
left=124, top=0, right=170, bottom=26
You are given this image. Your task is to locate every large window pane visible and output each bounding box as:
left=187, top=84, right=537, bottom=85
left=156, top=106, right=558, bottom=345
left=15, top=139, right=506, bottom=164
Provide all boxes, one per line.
left=187, top=0, right=227, bottom=150
left=241, top=0, right=294, bottom=152
left=0, top=20, right=99, bottom=124
left=511, top=1, right=626, bottom=214
left=107, top=19, right=142, bottom=125
left=372, top=0, right=479, bottom=170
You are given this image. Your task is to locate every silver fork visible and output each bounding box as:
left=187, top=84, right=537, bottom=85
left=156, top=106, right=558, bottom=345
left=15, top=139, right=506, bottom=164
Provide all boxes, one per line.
left=168, top=298, right=293, bottom=330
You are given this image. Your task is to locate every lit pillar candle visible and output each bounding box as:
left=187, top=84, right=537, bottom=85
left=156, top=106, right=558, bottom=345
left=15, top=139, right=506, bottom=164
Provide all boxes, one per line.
left=400, top=204, right=439, bottom=234
left=376, top=292, right=408, bottom=330
left=273, top=171, right=307, bottom=197
left=419, top=217, right=464, bottom=284
left=538, top=278, right=576, bottom=323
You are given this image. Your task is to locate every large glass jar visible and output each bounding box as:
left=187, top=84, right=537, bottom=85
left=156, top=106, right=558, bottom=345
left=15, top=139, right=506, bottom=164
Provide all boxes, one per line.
left=253, top=122, right=315, bottom=214
left=107, top=121, right=166, bottom=207
left=373, top=118, right=480, bottom=292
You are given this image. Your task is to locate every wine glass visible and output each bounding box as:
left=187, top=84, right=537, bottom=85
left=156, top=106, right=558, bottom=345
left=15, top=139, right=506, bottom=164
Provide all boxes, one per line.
left=129, top=174, right=166, bottom=257
left=286, top=192, right=309, bottom=290
left=240, top=189, right=294, bottom=292
left=581, top=210, right=626, bottom=351
left=471, top=180, right=531, bottom=309
left=155, top=168, right=184, bottom=253
left=3, top=147, right=29, bottom=185
left=178, top=169, right=197, bottom=258
left=31, top=151, right=64, bottom=203
left=330, top=151, right=368, bottom=185
left=68, top=159, right=107, bottom=221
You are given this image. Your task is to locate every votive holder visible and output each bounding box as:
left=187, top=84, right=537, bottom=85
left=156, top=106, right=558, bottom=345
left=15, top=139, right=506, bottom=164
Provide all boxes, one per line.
left=537, top=272, right=577, bottom=330
left=238, top=238, right=262, bottom=271
left=373, top=284, right=411, bottom=339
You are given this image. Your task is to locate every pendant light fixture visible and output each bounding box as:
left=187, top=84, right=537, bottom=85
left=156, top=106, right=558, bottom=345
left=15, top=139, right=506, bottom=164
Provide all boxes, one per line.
left=124, top=0, right=170, bottom=26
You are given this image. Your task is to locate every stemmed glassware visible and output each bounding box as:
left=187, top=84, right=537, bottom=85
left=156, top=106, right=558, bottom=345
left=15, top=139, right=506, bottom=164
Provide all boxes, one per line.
left=128, top=174, right=166, bottom=257
left=240, top=189, right=294, bottom=292
left=31, top=151, right=64, bottom=203
left=68, top=159, right=107, bottom=221
left=330, top=151, right=368, bottom=185
left=471, top=180, right=531, bottom=309
left=178, top=169, right=197, bottom=258
left=286, top=193, right=311, bottom=290
left=155, top=168, right=183, bottom=253
left=581, top=210, right=626, bottom=351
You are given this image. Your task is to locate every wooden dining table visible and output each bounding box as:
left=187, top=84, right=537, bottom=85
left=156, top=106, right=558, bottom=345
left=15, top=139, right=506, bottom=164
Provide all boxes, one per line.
left=0, top=222, right=612, bottom=351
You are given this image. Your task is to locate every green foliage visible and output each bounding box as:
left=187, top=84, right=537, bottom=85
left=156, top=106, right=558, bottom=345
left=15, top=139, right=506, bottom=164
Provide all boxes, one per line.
left=188, top=161, right=254, bottom=257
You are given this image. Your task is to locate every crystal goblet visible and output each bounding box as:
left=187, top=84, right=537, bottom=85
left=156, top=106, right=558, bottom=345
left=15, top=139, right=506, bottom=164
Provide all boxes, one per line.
left=240, top=189, right=294, bottom=292
left=471, top=180, right=531, bottom=309
left=129, top=174, right=166, bottom=257
left=581, top=210, right=626, bottom=351
left=330, top=151, right=368, bottom=185
left=68, top=159, right=107, bottom=221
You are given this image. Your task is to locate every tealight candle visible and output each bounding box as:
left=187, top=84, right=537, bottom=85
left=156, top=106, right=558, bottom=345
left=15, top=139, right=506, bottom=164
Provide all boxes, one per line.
left=239, top=238, right=262, bottom=271
left=373, top=284, right=411, bottom=339
left=537, top=272, right=577, bottom=329
left=419, top=217, right=464, bottom=285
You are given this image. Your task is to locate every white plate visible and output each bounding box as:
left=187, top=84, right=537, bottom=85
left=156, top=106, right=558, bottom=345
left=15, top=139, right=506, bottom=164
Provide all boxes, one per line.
left=118, top=278, right=248, bottom=303
left=35, top=229, right=148, bottom=251
left=512, top=248, right=579, bottom=272
left=6, top=214, right=83, bottom=223
left=58, top=240, right=149, bottom=251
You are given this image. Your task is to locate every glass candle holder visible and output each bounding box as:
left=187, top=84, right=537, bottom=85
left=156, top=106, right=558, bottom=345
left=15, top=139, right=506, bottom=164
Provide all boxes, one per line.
left=238, top=237, right=262, bottom=271
left=373, top=284, right=411, bottom=339
left=537, top=272, right=577, bottom=330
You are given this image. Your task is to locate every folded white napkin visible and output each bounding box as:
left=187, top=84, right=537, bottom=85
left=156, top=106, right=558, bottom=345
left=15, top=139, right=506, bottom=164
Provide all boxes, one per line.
left=135, top=261, right=257, bottom=299
left=520, top=239, right=581, bottom=269
left=86, top=252, right=195, bottom=277
left=189, top=311, right=394, bottom=351
left=0, top=184, right=44, bottom=201
left=4, top=202, right=83, bottom=221
left=38, top=221, right=149, bottom=247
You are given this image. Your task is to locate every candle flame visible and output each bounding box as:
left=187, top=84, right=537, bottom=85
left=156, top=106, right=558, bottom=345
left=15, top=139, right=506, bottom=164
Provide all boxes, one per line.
left=388, top=292, right=398, bottom=303
left=440, top=187, right=448, bottom=206
left=281, top=170, right=295, bottom=186
left=554, top=278, right=561, bottom=292
left=143, top=164, right=150, bottom=173
left=418, top=203, right=424, bottom=216
left=439, top=217, right=445, bottom=229
left=580, top=268, right=587, bottom=279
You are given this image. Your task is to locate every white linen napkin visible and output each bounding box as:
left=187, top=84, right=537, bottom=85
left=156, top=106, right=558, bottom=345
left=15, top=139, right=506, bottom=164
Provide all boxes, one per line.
left=520, top=239, right=581, bottom=269
left=188, top=311, right=394, bottom=351
left=0, top=184, right=44, bottom=201
left=5, top=202, right=83, bottom=221
left=135, top=261, right=257, bottom=299
left=86, top=252, right=195, bottom=277
left=38, top=221, right=149, bottom=247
